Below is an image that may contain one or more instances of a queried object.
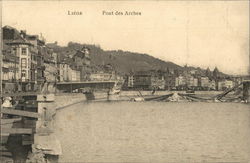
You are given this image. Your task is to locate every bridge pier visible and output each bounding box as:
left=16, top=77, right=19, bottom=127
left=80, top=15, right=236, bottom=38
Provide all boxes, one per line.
left=26, top=93, right=61, bottom=163
left=243, top=80, right=250, bottom=103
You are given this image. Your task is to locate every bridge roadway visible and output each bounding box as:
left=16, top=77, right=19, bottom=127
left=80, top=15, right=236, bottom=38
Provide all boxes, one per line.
left=56, top=80, right=116, bottom=92
left=1, top=81, right=116, bottom=97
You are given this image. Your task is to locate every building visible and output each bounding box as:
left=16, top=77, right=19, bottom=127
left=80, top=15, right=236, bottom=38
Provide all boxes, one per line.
left=89, top=72, right=113, bottom=81
left=175, top=75, right=186, bottom=87
left=2, top=44, right=20, bottom=82
left=133, top=71, right=151, bottom=90
left=193, top=78, right=198, bottom=87
left=89, top=71, right=123, bottom=82
left=224, top=80, right=234, bottom=88
left=151, top=75, right=165, bottom=90
left=190, top=70, right=197, bottom=75
left=186, top=75, right=194, bottom=88
left=127, top=75, right=134, bottom=88
left=25, top=33, right=46, bottom=84
left=122, top=74, right=134, bottom=89
left=200, top=76, right=210, bottom=88
left=72, top=47, right=91, bottom=81
left=3, top=26, right=33, bottom=83
left=208, top=80, right=216, bottom=90
left=164, top=74, right=176, bottom=90
left=44, top=63, right=57, bottom=82
left=69, top=69, right=81, bottom=81
left=130, top=71, right=165, bottom=90
left=42, top=45, right=58, bottom=83
left=58, top=57, right=81, bottom=82
left=58, top=62, right=71, bottom=82
left=1, top=26, right=52, bottom=92
left=218, top=80, right=234, bottom=91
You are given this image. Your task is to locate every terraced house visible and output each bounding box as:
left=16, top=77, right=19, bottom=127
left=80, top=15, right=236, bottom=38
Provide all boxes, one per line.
left=2, top=26, right=55, bottom=92
left=2, top=26, right=35, bottom=91
left=72, top=47, right=91, bottom=81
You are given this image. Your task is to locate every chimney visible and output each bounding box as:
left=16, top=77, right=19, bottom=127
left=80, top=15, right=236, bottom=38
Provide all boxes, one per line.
left=20, top=30, right=26, bottom=38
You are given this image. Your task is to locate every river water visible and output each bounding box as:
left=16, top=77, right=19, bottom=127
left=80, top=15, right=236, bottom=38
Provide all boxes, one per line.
left=54, top=101, right=250, bottom=162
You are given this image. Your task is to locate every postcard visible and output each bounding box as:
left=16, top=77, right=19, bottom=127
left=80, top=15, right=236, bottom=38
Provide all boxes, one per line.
left=1, top=0, right=249, bottom=162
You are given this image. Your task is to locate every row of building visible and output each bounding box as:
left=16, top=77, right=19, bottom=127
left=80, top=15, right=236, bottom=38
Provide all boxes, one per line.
left=1, top=26, right=92, bottom=92
left=2, top=26, right=126, bottom=93
left=2, top=26, right=47, bottom=92
left=174, top=75, right=236, bottom=90
left=123, top=70, right=241, bottom=91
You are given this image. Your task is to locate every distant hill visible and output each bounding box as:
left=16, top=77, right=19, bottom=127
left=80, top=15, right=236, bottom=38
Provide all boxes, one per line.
left=47, top=42, right=227, bottom=76
left=47, top=42, right=182, bottom=74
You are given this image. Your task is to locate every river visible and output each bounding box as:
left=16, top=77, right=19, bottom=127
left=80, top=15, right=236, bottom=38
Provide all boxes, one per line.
left=54, top=101, right=250, bottom=162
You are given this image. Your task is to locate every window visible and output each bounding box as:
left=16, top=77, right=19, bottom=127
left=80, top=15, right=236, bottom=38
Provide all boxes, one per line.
left=12, top=48, right=17, bottom=55
left=21, top=58, right=27, bottom=68
left=21, top=70, right=26, bottom=77
left=22, top=48, right=27, bottom=55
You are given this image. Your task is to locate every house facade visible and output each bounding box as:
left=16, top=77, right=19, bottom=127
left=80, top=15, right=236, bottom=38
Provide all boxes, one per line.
left=3, top=30, right=33, bottom=83
left=72, top=47, right=91, bottom=81
left=2, top=44, right=20, bottom=82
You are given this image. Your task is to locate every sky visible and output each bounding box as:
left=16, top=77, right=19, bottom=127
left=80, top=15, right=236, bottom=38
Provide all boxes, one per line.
left=2, top=0, right=249, bottom=75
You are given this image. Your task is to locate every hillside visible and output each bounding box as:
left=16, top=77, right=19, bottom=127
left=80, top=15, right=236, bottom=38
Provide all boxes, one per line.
left=47, top=42, right=182, bottom=74
left=47, top=42, right=228, bottom=77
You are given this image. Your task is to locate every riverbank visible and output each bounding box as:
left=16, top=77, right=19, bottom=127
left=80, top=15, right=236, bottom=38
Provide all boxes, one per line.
left=53, top=90, right=226, bottom=106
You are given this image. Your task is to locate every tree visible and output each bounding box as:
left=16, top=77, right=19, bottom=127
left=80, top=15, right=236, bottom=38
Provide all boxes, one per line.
left=213, top=67, right=219, bottom=79
left=213, top=67, right=220, bottom=90
left=166, top=67, right=170, bottom=75
left=206, top=67, right=212, bottom=79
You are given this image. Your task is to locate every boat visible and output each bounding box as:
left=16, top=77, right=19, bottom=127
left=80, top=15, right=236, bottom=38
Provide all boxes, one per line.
left=107, top=81, right=123, bottom=101
left=108, top=80, right=123, bottom=95
left=186, top=90, right=195, bottom=94
left=131, top=97, right=144, bottom=102
left=108, top=88, right=121, bottom=95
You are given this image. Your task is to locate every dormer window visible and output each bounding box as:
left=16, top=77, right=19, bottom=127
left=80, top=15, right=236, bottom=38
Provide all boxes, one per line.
left=22, top=48, right=27, bottom=55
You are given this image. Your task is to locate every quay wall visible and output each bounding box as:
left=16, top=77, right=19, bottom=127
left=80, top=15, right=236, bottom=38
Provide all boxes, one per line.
left=54, top=91, right=226, bottom=110
left=120, top=90, right=224, bottom=96
left=55, top=93, right=87, bottom=110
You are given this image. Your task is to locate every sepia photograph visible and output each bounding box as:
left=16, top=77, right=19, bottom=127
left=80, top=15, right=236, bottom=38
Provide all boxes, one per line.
left=0, top=0, right=250, bottom=162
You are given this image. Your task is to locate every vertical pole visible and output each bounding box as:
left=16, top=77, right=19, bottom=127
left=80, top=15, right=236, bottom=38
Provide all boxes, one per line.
left=55, top=75, right=57, bottom=94
left=14, top=47, right=16, bottom=83
left=0, top=10, right=3, bottom=99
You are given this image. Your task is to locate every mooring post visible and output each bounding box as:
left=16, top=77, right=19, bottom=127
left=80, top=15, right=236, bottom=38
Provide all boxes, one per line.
left=243, top=80, right=250, bottom=103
